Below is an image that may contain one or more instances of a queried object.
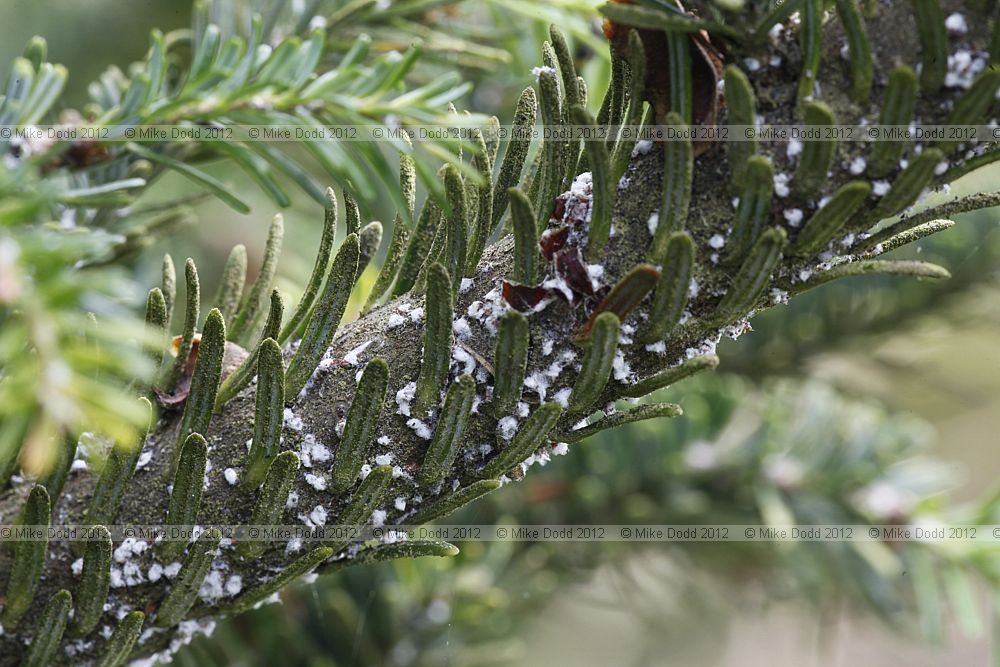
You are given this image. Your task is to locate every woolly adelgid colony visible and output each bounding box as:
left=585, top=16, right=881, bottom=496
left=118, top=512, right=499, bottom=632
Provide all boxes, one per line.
left=3, top=0, right=1000, bottom=664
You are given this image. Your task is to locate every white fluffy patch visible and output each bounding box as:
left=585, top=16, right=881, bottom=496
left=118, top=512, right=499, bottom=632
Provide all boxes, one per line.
left=552, top=387, right=573, bottom=408
left=452, top=317, right=473, bottom=340
left=632, top=139, right=653, bottom=156
left=497, top=416, right=518, bottom=440
left=531, top=65, right=557, bottom=77
left=343, top=340, right=373, bottom=366
left=452, top=345, right=476, bottom=375
left=283, top=408, right=304, bottom=431
left=299, top=434, right=331, bottom=468
left=407, top=418, right=433, bottom=440
left=395, top=381, right=417, bottom=416
left=612, top=349, right=635, bottom=383
left=523, top=350, right=577, bottom=401
left=647, top=213, right=660, bottom=237
left=773, top=172, right=790, bottom=198
left=645, top=341, right=667, bottom=355
left=136, top=450, right=153, bottom=470
left=782, top=208, right=803, bottom=227
left=308, top=505, right=328, bottom=526
left=305, top=473, right=328, bottom=491
left=945, top=12, right=968, bottom=34
left=199, top=570, right=225, bottom=603
left=225, top=574, right=243, bottom=597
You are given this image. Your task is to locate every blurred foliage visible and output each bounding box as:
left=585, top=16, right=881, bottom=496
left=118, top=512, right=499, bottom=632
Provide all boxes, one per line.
left=0, top=226, right=156, bottom=477
left=177, top=0, right=609, bottom=122
left=176, top=374, right=1000, bottom=666
left=257, top=0, right=607, bottom=74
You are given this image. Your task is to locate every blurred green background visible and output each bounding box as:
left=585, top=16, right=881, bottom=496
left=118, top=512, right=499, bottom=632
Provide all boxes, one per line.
left=6, top=1, right=1000, bottom=665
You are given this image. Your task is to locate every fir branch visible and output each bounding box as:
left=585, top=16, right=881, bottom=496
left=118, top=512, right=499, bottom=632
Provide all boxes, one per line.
left=6, top=3, right=1000, bottom=665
